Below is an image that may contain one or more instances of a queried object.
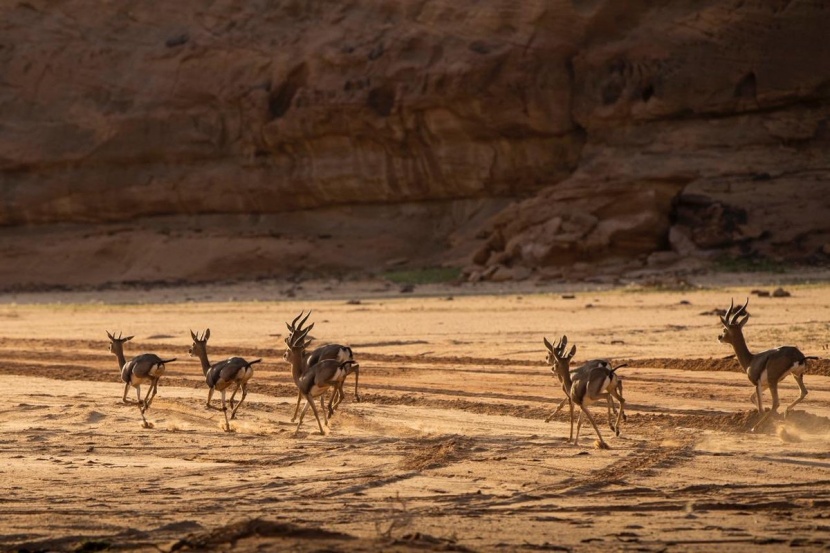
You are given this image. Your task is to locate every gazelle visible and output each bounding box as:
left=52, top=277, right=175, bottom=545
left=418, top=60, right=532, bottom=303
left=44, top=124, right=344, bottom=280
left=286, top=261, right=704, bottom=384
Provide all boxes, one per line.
left=189, top=329, right=261, bottom=432
left=283, top=311, right=358, bottom=435
left=718, top=298, right=818, bottom=432
left=544, top=335, right=625, bottom=426
left=284, top=311, right=360, bottom=421
left=106, top=330, right=176, bottom=428
left=543, top=335, right=626, bottom=448
left=307, top=343, right=360, bottom=415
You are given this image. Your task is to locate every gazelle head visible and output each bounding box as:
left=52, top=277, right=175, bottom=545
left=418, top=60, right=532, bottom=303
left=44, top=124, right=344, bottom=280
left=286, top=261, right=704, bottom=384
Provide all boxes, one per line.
left=189, top=329, right=210, bottom=357
left=283, top=311, right=314, bottom=364
left=106, top=330, right=133, bottom=355
left=543, top=335, right=577, bottom=374
left=718, top=298, right=749, bottom=346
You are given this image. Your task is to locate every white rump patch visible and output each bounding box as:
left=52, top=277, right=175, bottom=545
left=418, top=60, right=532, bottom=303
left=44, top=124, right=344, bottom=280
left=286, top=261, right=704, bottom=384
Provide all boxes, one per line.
left=600, top=376, right=611, bottom=392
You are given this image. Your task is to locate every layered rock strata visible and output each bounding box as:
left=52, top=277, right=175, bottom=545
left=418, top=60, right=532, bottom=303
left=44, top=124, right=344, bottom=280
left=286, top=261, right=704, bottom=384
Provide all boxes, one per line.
left=1, top=1, right=828, bottom=287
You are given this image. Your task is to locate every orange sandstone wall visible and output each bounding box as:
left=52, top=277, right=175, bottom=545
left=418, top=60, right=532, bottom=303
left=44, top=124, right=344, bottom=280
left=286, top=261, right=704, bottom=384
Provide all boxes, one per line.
left=1, top=1, right=828, bottom=282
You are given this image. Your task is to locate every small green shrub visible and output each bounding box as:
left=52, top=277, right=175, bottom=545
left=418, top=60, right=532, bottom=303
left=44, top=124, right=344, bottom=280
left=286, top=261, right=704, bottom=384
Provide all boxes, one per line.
left=713, top=255, right=788, bottom=274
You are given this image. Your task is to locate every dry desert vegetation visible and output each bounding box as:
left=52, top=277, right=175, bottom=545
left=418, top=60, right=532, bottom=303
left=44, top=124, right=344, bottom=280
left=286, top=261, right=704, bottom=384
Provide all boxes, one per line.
left=2, top=278, right=830, bottom=552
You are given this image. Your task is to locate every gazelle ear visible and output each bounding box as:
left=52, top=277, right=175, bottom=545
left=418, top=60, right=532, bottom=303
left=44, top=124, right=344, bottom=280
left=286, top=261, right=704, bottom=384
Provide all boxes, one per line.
left=738, top=314, right=750, bottom=328
left=106, top=330, right=114, bottom=340
left=204, top=328, right=210, bottom=341
left=568, top=345, right=577, bottom=359
left=543, top=337, right=554, bottom=352
left=124, top=335, right=134, bottom=342
left=190, top=329, right=197, bottom=341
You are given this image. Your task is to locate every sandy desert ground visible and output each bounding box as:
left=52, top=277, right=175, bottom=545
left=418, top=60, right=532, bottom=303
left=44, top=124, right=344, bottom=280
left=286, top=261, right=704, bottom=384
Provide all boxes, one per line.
left=3, top=277, right=830, bottom=552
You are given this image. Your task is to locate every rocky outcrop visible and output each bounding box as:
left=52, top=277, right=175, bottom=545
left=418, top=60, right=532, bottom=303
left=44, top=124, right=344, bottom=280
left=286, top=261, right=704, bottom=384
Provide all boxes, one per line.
left=458, top=1, right=830, bottom=280
left=0, top=0, right=582, bottom=226
left=1, top=1, right=829, bottom=287
left=466, top=102, right=830, bottom=281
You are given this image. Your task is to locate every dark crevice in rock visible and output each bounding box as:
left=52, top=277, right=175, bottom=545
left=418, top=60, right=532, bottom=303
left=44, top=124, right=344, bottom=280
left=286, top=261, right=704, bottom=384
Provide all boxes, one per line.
left=641, top=83, right=654, bottom=102
left=165, top=33, right=189, bottom=48
left=641, top=96, right=830, bottom=124
left=268, top=63, right=308, bottom=121
left=367, top=84, right=395, bottom=117
left=734, top=71, right=757, bottom=100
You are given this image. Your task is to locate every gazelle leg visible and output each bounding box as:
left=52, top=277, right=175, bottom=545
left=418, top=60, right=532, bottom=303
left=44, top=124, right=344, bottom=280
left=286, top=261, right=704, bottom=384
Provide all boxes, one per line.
left=298, top=393, right=326, bottom=435
left=547, top=383, right=572, bottom=423
left=353, top=367, right=361, bottom=402
left=574, top=410, right=584, bottom=446
left=750, top=380, right=766, bottom=432
left=296, top=399, right=311, bottom=430
left=206, top=388, right=216, bottom=410
left=321, top=393, right=330, bottom=427
left=138, top=402, right=150, bottom=427
left=133, top=385, right=153, bottom=428
left=329, top=381, right=347, bottom=418
left=145, top=378, right=158, bottom=408
left=752, top=381, right=779, bottom=432
left=610, top=387, right=626, bottom=437
left=568, top=400, right=575, bottom=443
left=545, top=397, right=570, bottom=423
left=291, top=392, right=303, bottom=422
left=754, top=380, right=764, bottom=414
left=617, top=381, right=627, bottom=422
left=326, top=386, right=337, bottom=419
left=605, top=394, right=615, bottom=432
left=229, top=383, right=240, bottom=410
left=334, top=381, right=346, bottom=409
left=150, top=379, right=159, bottom=407
left=785, top=373, right=808, bottom=416
left=578, top=405, right=608, bottom=449
left=220, top=389, right=231, bottom=432
left=319, top=395, right=329, bottom=426
left=122, top=382, right=131, bottom=403
left=230, top=384, right=247, bottom=420
left=585, top=392, right=613, bottom=432
left=142, top=382, right=155, bottom=411
left=771, top=384, right=781, bottom=413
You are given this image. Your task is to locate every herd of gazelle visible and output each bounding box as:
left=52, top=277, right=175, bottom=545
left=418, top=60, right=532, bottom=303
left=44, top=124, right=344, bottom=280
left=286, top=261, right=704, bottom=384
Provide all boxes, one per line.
left=106, top=310, right=359, bottom=433
left=106, top=299, right=818, bottom=443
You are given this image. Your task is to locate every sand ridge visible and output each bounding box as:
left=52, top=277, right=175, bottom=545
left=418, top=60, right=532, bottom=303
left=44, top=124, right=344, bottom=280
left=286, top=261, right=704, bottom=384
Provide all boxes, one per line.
left=2, top=282, right=830, bottom=551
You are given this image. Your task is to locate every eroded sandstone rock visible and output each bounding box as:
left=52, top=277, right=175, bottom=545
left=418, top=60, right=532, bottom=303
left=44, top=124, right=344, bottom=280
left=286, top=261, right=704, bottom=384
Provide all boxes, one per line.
left=0, top=1, right=829, bottom=287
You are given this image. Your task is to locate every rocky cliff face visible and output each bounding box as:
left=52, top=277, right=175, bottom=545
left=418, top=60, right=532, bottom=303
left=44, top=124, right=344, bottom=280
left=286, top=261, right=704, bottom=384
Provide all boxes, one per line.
left=1, top=1, right=828, bottom=287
